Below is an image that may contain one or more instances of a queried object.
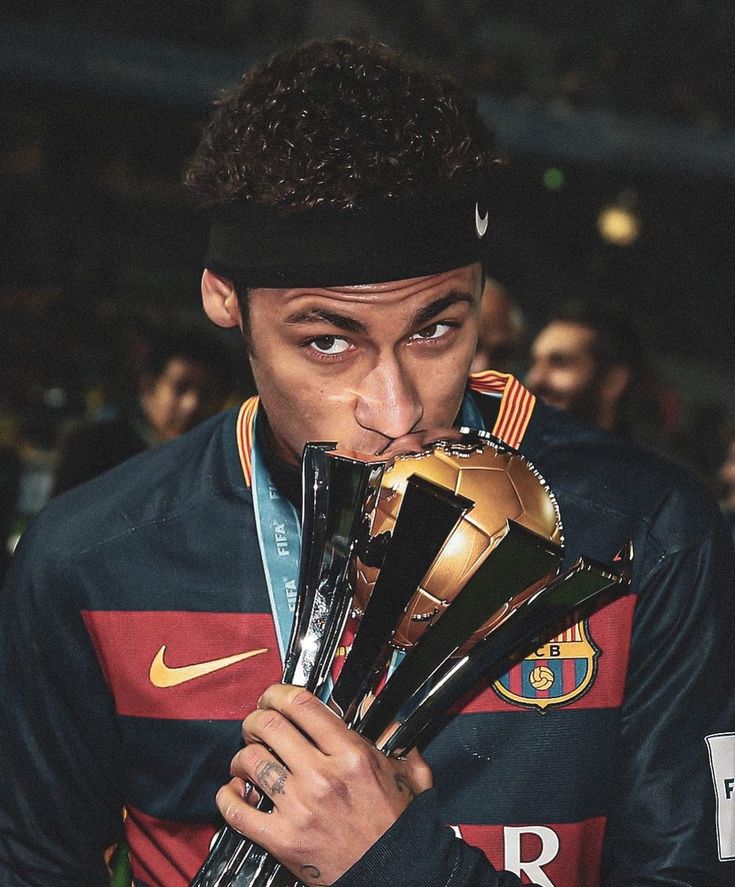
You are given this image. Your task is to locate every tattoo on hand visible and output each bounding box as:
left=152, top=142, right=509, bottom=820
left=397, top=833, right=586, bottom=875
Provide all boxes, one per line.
left=394, top=771, right=416, bottom=800
left=301, top=864, right=330, bottom=886
left=255, top=760, right=288, bottom=795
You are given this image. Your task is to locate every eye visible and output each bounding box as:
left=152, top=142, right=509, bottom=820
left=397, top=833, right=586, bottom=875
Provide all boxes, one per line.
left=409, top=322, right=454, bottom=342
left=307, top=335, right=351, bottom=355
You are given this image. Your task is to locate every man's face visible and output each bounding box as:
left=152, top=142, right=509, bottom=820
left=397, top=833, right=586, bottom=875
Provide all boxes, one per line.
left=244, top=264, right=482, bottom=464
left=141, top=357, right=226, bottom=441
left=525, top=321, right=602, bottom=422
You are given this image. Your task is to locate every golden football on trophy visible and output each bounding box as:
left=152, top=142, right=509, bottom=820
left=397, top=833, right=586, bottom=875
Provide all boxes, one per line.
left=353, top=439, right=563, bottom=649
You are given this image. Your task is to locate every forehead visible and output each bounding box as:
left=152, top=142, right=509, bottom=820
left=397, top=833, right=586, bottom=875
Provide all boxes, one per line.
left=249, top=264, right=481, bottom=313
left=534, top=321, right=596, bottom=354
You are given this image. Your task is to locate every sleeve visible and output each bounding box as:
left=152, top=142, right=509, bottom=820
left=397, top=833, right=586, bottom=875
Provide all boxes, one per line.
left=601, top=505, right=735, bottom=885
left=0, top=514, right=126, bottom=886
left=334, top=790, right=532, bottom=887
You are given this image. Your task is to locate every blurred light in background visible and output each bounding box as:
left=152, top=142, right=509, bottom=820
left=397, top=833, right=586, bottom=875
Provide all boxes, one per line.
left=543, top=167, right=566, bottom=190
left=597, top=190, right=641, bottom=246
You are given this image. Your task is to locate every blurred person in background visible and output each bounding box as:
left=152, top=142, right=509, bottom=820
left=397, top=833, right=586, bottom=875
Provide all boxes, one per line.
left=525, top=299, right=678, bottom=456
left=717, top=429, right=735, bottom=545
left=5, top=403, right=64, bottom=557
left=53, top=328, right=231, bottom=495
left=469, top=277, right=525, bottom=375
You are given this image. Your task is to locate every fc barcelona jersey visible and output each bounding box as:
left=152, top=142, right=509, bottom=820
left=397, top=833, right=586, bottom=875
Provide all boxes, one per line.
left=1, top=376, right=734, bottom=887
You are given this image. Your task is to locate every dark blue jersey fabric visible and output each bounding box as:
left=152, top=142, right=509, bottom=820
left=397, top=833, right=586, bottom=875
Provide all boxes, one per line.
left=1, top=389, right=734, bottom=887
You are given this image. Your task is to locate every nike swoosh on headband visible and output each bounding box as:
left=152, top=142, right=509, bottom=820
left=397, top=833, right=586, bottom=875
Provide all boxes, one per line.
left=149, top=644, right=269, bottom=688
left=475, top=203, right=489, bottom=238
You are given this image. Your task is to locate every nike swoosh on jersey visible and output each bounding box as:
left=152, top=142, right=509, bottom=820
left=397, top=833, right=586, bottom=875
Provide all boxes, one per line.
left=149, top=644, right=269, bottom=687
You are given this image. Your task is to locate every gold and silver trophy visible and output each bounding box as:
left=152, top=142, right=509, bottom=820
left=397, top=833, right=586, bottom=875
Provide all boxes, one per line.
left=191, top=432, right=630, bottom=887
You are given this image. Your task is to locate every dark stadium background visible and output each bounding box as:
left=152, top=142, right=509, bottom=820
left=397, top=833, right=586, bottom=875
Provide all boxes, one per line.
left=1, top=1, right=734, bottom=477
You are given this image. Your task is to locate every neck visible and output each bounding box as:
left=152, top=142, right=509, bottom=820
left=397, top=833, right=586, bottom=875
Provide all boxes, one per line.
left=256, top=410, right=302, bottom=507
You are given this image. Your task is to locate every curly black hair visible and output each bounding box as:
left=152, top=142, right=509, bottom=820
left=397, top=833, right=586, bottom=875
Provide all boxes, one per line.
left=185, top=38, right=499, bottom=211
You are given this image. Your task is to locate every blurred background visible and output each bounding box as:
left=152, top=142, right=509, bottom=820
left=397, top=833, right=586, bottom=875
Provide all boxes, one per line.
left=1, top=1, right=735, bottom=565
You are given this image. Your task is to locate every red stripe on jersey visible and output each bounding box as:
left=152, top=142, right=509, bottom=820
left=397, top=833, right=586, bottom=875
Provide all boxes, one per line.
left=125, top=805, right=216, bottom=887
left=562, top=655, right=577, bottom=694
left=460, top=817, right=606, bottom=887
left=81, top=611, right=282, bottom=720
left=508, top=661, right=523, bottom=696
left=455, top=592, right=636, bottom=714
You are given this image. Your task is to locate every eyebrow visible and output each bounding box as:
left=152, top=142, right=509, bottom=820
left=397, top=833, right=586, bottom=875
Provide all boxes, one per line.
left=412, top=291, right=476, bottom=327
left=284, top=308, right=367, bottom=333
left=284, top=290, right=476, bottom=335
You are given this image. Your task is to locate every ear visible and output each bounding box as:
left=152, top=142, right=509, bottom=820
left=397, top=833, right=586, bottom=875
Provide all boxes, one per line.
left=600, top=364, right=631, bottom=407
left=201, top=269, right=243, bottom=329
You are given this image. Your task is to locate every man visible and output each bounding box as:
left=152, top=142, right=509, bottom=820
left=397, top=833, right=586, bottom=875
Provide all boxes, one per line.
left=525, top=301, right=640, bottom=433
left=53, top=328, right=232, bottom=495
left=1, top=39, right=733, bottom=887
left=524, top=300, right=683, bottom=460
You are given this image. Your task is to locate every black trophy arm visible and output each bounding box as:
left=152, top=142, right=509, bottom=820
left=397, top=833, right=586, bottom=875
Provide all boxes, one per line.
left=328, top=475, right=473, bottom=722
left=354, top=521, right=563, bottom=746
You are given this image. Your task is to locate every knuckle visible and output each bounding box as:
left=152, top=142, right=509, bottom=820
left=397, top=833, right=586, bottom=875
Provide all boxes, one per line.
left=254, top=708, right=286, bottom=733
left=235, top=742, right=263, bottom=774
left=257, top=682, right=284, bottom=709
left=410, top=756, right=432, bottom=779
left=290, top=687, right=319, bottom=710
left=342, top=742, right=372, bottom=775
left=229, top=748, right=245, bottom=777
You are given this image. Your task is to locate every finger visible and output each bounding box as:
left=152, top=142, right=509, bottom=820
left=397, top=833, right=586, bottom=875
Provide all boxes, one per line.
left=231, top=742, right=291, bottom=805
left=216, top=778, right=277, bottom=841
left=401, top=748, right=433, bottom=793
left=256, top=684, right=355, bottom=756
left=242, top=703, right=324, bottom=773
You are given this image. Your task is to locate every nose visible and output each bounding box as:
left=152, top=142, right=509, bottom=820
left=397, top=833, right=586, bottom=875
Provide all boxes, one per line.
left=354, top=355, right=423, bottom=445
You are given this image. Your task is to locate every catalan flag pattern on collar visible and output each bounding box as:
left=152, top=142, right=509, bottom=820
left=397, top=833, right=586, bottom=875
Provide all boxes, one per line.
left=235, top=371, right=536, bottom=488
left=468, top=370, right=536, bottom=450
left=235, top=394, right=259, bottom=488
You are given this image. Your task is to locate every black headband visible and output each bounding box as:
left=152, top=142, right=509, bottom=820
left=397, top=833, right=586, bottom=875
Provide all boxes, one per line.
left=205, top=171, right=496, bottom=288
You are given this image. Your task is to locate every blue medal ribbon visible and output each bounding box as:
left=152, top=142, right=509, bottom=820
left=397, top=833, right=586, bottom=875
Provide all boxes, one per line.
left=250, top=411, right=302, bottom=663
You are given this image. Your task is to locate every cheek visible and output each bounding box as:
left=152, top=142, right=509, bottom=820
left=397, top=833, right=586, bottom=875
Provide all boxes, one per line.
left=416, top=351, right=473, bottom=424
left=552, top=370, right=583, bottom=394
left=251, top=354, right=357, bottom=445
left=148, top=390, right=173, bottom=420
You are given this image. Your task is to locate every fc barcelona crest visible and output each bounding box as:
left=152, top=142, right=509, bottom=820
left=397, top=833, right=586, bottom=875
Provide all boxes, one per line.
left=492, top=618, right=600, bottom=711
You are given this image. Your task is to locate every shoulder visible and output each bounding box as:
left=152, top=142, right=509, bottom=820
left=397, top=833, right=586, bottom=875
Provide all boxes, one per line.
left=518, top=399, right=721, bottom=559
left=23, top=407, right=248, bottom=562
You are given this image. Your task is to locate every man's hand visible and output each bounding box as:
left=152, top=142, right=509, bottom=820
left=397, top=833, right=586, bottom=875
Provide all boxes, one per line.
left=217, top=683, right=433, bottom=886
